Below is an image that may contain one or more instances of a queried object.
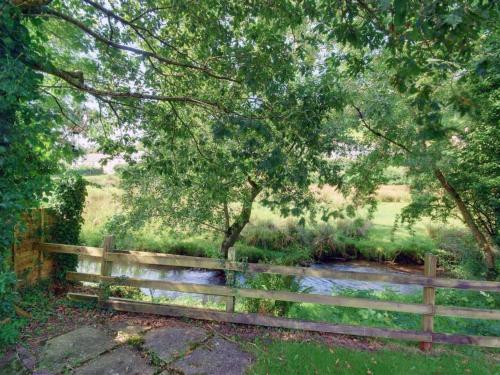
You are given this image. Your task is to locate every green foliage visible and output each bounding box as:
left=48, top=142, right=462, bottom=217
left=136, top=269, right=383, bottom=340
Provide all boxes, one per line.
left=383, top=166, right=409, bottom=185
left=428, top=226, right=489, bottom=279
left=48, top=173, right=87, bottom=282
left=241, top=273, right=310, bottom=317
left=112, top=71, right=345, bottom=254
left=328, top=11, right=500, bottom=273
left=0, top=1, right=68, bottom=343
left=71, top=166, right=104, bottom=176
left=109, top=285, right=143, bottom=300
left=0, top=280, right=54, bottom=351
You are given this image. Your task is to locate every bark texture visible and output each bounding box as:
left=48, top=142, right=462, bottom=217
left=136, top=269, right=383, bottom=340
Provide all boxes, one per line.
left=435, top=169, right=498, bottom=279
left=220, top=180, right=261, bottom=258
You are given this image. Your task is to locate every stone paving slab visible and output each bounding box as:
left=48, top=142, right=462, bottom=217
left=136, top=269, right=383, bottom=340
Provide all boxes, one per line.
left=143, top=327, right=208, bottom=362
left=73, top=347, right=154, bottom=375
left=107, top=322, right=150, bottom=344
left=0, top=350, right=29, bottom=375
left=168, top=338, right=253, bottom=375
left=37, top=326, right=117, bottom=373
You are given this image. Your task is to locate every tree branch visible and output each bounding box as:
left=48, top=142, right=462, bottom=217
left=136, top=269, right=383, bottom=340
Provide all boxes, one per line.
left=41, top=88, right=83, bottom=131
left=42, top=7, right=239, bottom=83
left=352, top=104, right=412, bottom=153
left=27, top=59, right=227, bottom=110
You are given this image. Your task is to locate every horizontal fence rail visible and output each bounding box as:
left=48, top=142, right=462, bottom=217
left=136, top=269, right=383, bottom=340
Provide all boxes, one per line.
left=34, top=242, right=500, bottom=292
left=35, top=241, right=500, bottom=348
left=67, top=293, right=500, bottom=348
left=66, top=272, right=500, bottom=320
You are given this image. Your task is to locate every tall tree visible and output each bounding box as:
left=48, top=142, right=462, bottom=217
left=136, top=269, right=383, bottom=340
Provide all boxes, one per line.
left=317, top=1, right=499, bottom=277
left=111, top=65, right=345, bottom=257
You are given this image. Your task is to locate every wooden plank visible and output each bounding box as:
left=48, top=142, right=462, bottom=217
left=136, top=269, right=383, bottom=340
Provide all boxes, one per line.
left=67, top=293, right=500, bottom=348
left=99, top=235, right=114, bottom=302
left=106, top=251, right=500, bottom=292
left=39, top=242, right=500, bottom=292
left=226, top=247, right=236, bottom=313
left=67, top=272, right=233, bottom=295
left=421, top=253, right=437, bottom=351
left=67, top=293, right=430, bottom=342
left=435, top=306, right=500, bottom=320
left=67, top=272, right=500, bottom=320
left=101, top=236, right=114, bottom=277
left=234, top=288, right=430, bottom=314
left=66, top=272, right=431, bottom=314
left=35, top=242, right=103, bottom=257
left=432, top=332, right=500, bottom=347
left=105, top=251, right=226, bottom=270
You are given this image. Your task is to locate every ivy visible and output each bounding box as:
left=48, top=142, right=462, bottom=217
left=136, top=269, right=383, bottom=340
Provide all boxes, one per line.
left=48, top=173, right=87, bottom=283
left=0, top=1, right=69, bottom=349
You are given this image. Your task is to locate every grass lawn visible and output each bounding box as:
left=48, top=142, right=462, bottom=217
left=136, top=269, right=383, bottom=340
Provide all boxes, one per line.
left=248, top=341, right=499, bottom=375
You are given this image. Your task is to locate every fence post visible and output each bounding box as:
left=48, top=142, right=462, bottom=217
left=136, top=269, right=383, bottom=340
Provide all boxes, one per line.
left=226, top=247, right=236, bottom=313
left=37, top=208, right=46, bottom=281
left=99, top=235, right=114, bottom=302
left=420, top=253, right=437, bottom=351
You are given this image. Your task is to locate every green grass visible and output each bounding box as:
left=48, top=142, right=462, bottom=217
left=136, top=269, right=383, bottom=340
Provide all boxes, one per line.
left=80, top=173, right=492, bottom=280
left=248, top=341, right=499, bottom=375
left=81, top=174, right=458, bottom=265
left=286, top=288, right=500, bottom=337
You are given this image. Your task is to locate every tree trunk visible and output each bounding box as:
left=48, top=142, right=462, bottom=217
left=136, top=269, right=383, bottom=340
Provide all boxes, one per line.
left=434, top=169, right=498, bottom=279
left=220, top=180, right=261, bottom=258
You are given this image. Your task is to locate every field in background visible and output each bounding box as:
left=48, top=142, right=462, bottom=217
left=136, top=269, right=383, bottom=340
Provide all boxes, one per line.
left=80, top=174, right=464, bottom=266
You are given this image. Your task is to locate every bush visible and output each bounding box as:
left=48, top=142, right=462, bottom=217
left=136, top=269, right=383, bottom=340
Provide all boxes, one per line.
left=48, top=173, right=87, bottom=283
left=241, top=272, right=310, bottom=316
left=242, top=220, right=308, bottom=251
left=0, top=271, right=20, bottom=349
left=109, top=285, right=143, bottom=299
left=383, top=166, right=409, bottom=184
left=71, top=166, right=104, bottom=176
left=427, top=225, right=487, bottom=279
left=336, top=217, right=372, bottom=239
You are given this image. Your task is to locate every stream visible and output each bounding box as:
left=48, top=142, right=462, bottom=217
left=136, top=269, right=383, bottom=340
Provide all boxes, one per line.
left=77, top=257, right=423, bottom=302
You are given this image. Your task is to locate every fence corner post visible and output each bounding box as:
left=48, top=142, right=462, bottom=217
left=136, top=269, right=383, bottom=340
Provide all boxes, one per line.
left=420, top=252, right=437, bottom=352
left=225, top=247, right=236, bottom=313
left=99, top=235, right=115, bottom=302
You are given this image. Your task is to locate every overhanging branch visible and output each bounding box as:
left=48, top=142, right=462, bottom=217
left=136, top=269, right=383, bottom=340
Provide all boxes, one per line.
left=352, top=104, right=412, bottom=153
left=41, top=7, right=239, bottom=83
left=28, top=59, right=227, bottom=110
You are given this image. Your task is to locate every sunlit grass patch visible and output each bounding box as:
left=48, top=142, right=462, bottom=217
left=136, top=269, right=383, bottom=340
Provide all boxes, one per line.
left=248, top=340, right=499, bottom=375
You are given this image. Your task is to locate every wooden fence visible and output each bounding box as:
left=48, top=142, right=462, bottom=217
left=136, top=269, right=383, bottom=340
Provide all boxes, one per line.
left=14, top=209, right=55, bottom=285
left=34, top=236, right=500, bottom=349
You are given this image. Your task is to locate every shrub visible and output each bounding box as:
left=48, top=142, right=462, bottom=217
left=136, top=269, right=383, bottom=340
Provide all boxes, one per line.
left=241, top=272, right=310, bottom=317
left=383, top=166, right=409, bottom=185
left=427, top=225, right=488, bottom=279
left=0, top=271, right=20, bottom=349
left=71, top=166, right=104, bottom=176
left=109, top=285, right=143, bottom=299
left=336, top=217, right=372, bottom=239
left=48, top=173, right=87, bottom=283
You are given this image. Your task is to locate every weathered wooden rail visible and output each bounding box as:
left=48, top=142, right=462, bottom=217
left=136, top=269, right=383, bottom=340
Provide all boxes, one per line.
left=34, top=238, right=500, bottom=349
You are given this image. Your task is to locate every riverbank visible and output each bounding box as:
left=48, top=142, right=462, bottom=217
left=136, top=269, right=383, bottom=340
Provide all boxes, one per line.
left=80, top=174, right=478, bottom=276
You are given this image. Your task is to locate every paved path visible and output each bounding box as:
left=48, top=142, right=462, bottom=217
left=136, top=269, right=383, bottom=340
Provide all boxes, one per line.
left=1, top=323, right=253, bottom=375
